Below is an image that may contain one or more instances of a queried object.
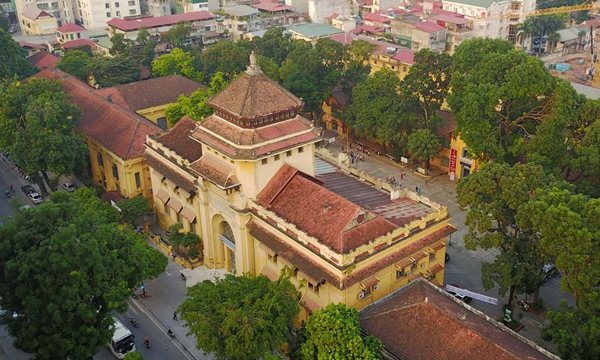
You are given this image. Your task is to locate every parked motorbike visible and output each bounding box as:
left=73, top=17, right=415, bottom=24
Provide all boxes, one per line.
left=5, top=190, right=10, bottom=198
left=167, top=328, right=175, bottom=338
left=516, top=299, right=530, bottom=311
left=129, top=316, right=139, bottom=328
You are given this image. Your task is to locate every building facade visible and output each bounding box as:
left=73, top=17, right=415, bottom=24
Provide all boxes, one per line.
left=36, top=69, right=164, bottom=201
left=75, top=0, right=140, bottom=29
left=19, top=5, right=57, bottom=34
left=144, top=53, right=455, bottom=316
left=15, top=0, right=74, bottom=27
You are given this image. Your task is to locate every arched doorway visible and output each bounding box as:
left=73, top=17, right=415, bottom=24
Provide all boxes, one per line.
left=218, top=221, right=236, bottom=273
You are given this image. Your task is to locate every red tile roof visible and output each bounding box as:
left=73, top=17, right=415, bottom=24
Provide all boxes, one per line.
left=22, top=6, right=52, bottom=20
left=19, top=41, right=48, bottom=50
left=363, top=12, right=391, bottom=24
left=57, top=23, right=85, bottom=33
left=431, top=13, right=467, bottom=25
left=393, top=49, right=415, bottom=64
left=257, top=165, right=397, bottom=253
left=360, top=279, right=559, bottom=360
left=154, top=117, right=202, bottom=162
left=250, top=1, right=293, bottom=12
left=62, top=39, right=97, bottom=50
left=27, top=52, right=59, bottom=70
left=352, top=24, right=385, bottom=35
left=107, top=11, right=215, bottom=31
left=208, top=66, right=304, bottom=127
left=35, top=69, right=164, bottom=160
left=96, top=75, right=204, bottom=112
left=415, top=20, right=445, bottom=33
left=189, top=153, right=239, bottom=189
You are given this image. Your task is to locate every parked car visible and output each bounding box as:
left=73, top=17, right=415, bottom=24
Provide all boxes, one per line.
left=447, top=284, right=472, bottom=303
left=21, top=185, right=35, bottom=195
left=62, top=182, right=76, bottom=192
left=27, top=192, right=43, bottom=204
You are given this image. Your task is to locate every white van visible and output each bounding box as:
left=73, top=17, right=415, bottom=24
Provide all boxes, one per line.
left=108, top=317, right=136, bottom=359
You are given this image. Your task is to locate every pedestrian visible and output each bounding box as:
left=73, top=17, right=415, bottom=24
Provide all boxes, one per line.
left=415, top=185, right=420, bottom=194
left=173, top=311, right=178, bottom=321
left=400, top=172, right=405, bottom=180
left=171, top=251, right=176, bottom=261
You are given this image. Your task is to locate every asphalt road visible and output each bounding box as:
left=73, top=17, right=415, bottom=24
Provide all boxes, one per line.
left=0, top=159, right=190, bottom=360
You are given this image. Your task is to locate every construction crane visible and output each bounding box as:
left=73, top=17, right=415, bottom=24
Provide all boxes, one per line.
left=529, top=3, right=598, bottom=17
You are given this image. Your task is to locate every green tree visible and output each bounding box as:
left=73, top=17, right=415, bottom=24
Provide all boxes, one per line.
left=406, top=129, right=441, bottom=170
left=518, top=186, right=600, bottom=305
left=110, top=33, right=134, bottom=56
left=119, top=195, right=152, bottom=226
left=124, top=351, right=144, bottom=360
left=57, top=49, right=91, bottom=81
left=450, top=39, right=557, bottom=162
left=168, top=222, right=201, bottom=258
left=341, top=40, right=377, bottom=90
left=179, top=274, right=300, bottom=360
left=162, top=22, right=193, bottom=48
left=347, top=69, right=412, bottom=151
left=0, top=78, right=87, bottom=191
left=0, top=29, right=35, bottom=81
left=0, top=189, right=167, bottom=359
left=88, top=55, right=140, bottom=87
left=457, top=162, right=550, bottom=308
left=300, top=303, right=382, bottom=359
left=166, top=88, right=212, bottom=125
left=135, top=28, right=157, bottom=67
left=199, top=40, right=250, bottom=81
left=541, top=293, right=600, bottom=360
left=401, top=49, right=452, bottom=129
left=152, top=48, right=203, bottom=82
left=255, top=27, right=291, bottom=65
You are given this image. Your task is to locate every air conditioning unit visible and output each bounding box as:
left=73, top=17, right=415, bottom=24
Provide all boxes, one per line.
left=358, top=291, right=365, bottom=300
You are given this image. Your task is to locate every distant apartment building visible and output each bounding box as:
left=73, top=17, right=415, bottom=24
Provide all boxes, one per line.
left=147, top=0, right=176, bottom=16
left=221, top=5, right=260, bottom=40
left=441, top=0, right=534, bottom=42
left=107, top=11, right=224, bottom=44
left=15, top=0, right=75, bottom=27
left=18, top=5, right=57, bottom=34
left=308, top=0, right=352, bottom=23
left=183, top=0, right=219, bottom=12
left=75, top=0, right=140, bottom=29
left=391, top=13, right=447, bottom=52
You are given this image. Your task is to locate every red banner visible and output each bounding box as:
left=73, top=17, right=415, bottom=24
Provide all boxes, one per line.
left=449, top=148, right=457, bottom=174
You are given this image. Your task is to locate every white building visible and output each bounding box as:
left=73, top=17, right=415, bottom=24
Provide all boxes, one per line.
left=147, top=0, right=176, bottom=16
left=75, top=0, right=140, bottom=29
left=182, top=0, right=219, bottom=13
left=441, top=0, right=534, bottom=41
left=308, top=0, right=351, bottom=23
left=15, top=0, right=75, bottom=27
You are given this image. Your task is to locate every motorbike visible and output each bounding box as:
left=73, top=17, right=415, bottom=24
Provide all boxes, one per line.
left=516, top=299, right=530, bottom=311
left=167, top=328, right=175, bottom=338
left=129, top=316, right=139, bottom=328
left=5, top=190, right=10, bottom=198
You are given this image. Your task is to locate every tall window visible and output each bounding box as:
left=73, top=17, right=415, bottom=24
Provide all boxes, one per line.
left=96, top=153, right=104, bottom=167
left=135, top=172, right=141, bottom=188
left=112, top=164, right=119, bottom=180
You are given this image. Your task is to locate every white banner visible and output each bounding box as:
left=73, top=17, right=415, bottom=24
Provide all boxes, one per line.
left=446, top=284, right=498, bottom=305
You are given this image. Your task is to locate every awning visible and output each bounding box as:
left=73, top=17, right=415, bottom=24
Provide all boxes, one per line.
left=167, top=198, right=183, bottom=213
left=360, top=276, right=379, bottom=289
left=260, top=265, right=279, bottom=281
left=258, top=241, right=276, bottom=256
left=298, top=270, right=319, bottom=286
left=427, top=263, right=445, bottom=275
left=155, top=189, right=170, bottom=203
left=300, top=294, right=321, bottom=311
left=395, top=257, right=414, bottom=270
left=181, top=207, right=196, bottom=223
left=431, top=240, right=447, bottom=251
left=411, top=250, right=428, bottom=262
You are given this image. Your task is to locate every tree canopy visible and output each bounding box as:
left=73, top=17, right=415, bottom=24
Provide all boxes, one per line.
left=299, top=303, right=382, bottom=359
left=58, top=50, right=92, bottom=81
left=152, top=47, right=203, bottom=82
left=450, top=39, right=558, bottom=162
left=0, top=188, right=167, bottom=359
left=0, top=29, right=35, bottom=81
left=457, top=162, right=550, bottom=306
left=179, top=274, right=299, bottom=360
left=0, top=78, right=87, bottom=187
left=407, top=128, right=441, bottom=170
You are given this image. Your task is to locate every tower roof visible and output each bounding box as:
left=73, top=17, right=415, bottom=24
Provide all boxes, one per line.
left=207, top=51, right=304, bottom=128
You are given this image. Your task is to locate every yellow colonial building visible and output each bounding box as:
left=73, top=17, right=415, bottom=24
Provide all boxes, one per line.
left=96, top=76, right=204, bottom=130
left=145, top=53, right=455, bottom=316
left=19, top=6, right=57, bottom=35
left=36, top=69, right=164, bottom=201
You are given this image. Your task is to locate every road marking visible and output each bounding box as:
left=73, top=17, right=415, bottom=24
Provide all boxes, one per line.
left=128, top=299, right=195, bottom=360
left=165, top=270, right=171, bottom=276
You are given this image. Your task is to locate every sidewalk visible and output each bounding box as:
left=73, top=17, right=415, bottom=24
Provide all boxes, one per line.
left=134, top=225, right=226, bottom=360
